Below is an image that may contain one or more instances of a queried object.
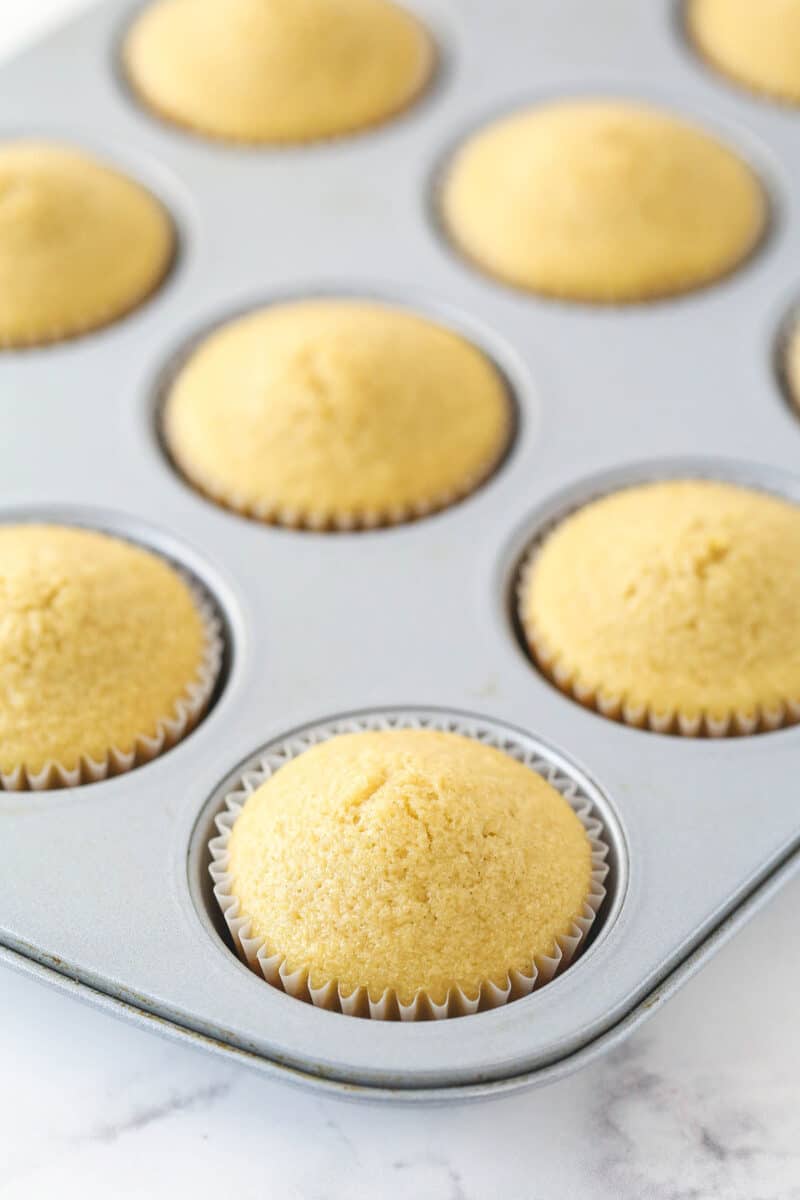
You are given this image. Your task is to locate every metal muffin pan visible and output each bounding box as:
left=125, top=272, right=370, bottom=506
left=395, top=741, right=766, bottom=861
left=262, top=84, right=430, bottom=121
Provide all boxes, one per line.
left=3, top=0, right=800, bottom=1101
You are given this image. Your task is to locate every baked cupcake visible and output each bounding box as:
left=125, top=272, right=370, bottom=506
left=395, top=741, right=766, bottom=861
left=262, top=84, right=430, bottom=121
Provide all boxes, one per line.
left=440, top=100, right=766, bottom=303
left=0, top=141, right=173, bottom=347
left=518, top=479, right=800, bottom=736
left=123, top=0, right=434, bottom=144
left=687, top=0, right=800, bottom=104
left=162, top=299, right=512, bottom=529
left=782, top=317, right=800, bottom=414
left=0, top=525, right=221, bottom=789
left=211, top=728, right=606, bottom=1018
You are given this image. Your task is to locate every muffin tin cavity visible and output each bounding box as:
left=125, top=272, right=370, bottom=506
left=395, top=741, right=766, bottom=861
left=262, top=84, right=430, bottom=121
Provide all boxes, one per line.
left=189, top=709, right=627, bottom=1017
left=154, top=295, right=520, bottom=531
left=0, top=511, right=232, bottom=791
left=509, top=461, right=800, bottom=738
left=435, top=96, right=769, bottom=304
left=775, top=301, right=800, bottom=420
left=683, top=0, right=800, bottom=108
left=0, top=139, right=178, bottom=349
left=119, top=0, right=437, bottom=145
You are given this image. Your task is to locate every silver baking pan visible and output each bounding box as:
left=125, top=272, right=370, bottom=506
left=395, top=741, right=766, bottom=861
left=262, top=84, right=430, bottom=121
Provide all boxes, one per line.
left=3, top=0, right=800, bottom=1101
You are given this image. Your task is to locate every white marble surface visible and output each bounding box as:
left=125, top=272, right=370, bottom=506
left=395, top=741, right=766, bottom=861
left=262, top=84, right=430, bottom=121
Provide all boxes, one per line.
left=1, top=876, right=799, bottom=1199
left=2, top=4, right=800, bottom=1198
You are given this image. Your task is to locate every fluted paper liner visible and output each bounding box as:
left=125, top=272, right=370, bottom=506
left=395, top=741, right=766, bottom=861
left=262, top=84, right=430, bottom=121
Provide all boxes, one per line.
left=164, top=401, right=513, bottom=532
left=0, top=254, right=174, bottom=350
left=208, top=713, right=609, bottom=1020
left=1, top=573, right=223, bottom=791
left=122, top=26, right=438, bottom=149
left=0, top=202, right=175, bottom=351
left=516, top=512, right=800, bottom=738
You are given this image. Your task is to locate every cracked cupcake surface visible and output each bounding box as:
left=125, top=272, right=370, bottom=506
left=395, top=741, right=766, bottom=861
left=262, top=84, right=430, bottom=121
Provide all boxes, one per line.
left=226, top=729, right=593, bottom=1006
left=163, top=299, right=511, bottom=528
left=0, top=525, right=208, bottom=782
left=440, top=100, right=766, bottom=302
left=519, top=480, right=800, bottom=732
left=0, top=142, right=173, bottom=346
left=123, top=0, right=434, bottom=143
left=688, top=0, right=800, bottom=104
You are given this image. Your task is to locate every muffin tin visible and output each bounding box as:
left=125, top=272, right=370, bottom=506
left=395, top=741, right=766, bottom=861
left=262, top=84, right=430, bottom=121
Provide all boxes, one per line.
left=3, top=0, right=800, bottom=1101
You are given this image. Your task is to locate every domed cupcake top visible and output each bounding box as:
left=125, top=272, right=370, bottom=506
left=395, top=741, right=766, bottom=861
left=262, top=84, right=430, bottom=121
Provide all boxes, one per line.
left=163, top=299, right=512, bottom=528
left=519, top=480, right=800, bottom=730
left=440, top=100, right=766, bottom=302
left=226, top=729, right=593, bottom=1006
left=0, top=525, right=208, bottom=781
left=688, top=0, right=800, bottom=104
left=0, top=141, right=173, bottom=346
left=123, top=0, right=434, bottom=143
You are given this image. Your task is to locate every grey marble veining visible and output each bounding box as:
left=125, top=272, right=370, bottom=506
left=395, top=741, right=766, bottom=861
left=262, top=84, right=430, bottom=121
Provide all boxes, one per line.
left=2, top=871, right=798, bottom=1199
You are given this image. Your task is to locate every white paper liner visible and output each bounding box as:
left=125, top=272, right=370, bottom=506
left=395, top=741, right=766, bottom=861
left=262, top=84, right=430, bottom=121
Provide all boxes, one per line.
left=516, top=505, right=800, bottom=739
left=122, top=25, right=438, bottom=149
left=1, top=572, right=223, bottom=792
left=0, top=271, right=172, bottom=350
left=164, top=407, right=513, bottom=532
left=0, top=210, right=175, bottom=351
left=776, top=305, right=800, bottom=418
left=685, top=9, right=800, bottom=110
left=208, top=712, right=610, bottom=1021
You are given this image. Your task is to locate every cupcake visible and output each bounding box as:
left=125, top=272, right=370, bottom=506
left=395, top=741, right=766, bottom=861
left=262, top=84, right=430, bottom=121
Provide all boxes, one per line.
left=440, top=100, right=766, bottom=303
left=518, top=479, right=800, bottom=736
left=0, top=524, right=221, bottom=789
left=210, top=728, right=606, bottom=1018
left=123, top=0, right=434, bottom=144
left=0, top=141, right=174, bottom=347
left=782, top=318, right=800, bottom=414
left=162, top=299, right=512, bottom=529
left=687, top=0, right=800, bottom=104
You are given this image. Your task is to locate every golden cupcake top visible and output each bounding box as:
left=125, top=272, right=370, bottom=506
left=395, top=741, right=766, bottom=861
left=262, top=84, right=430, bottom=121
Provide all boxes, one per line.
left=0, top=141, right=173, bottom=347
left=688, top=0, right=800, bottom=104
left=519, top=480, right=800, bottom=727
left=0, top=525, right=206, bottom=779
left=123, top=0, right=434, bottom=143
left=440, top=100, right=766, bottom=302
left=227, top=729, right=593, bottom=1005
left=163, top=299, right=511, bottom=527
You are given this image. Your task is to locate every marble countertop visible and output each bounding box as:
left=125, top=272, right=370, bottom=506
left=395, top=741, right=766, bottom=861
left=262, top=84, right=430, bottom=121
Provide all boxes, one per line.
left=2, top=874, right=799, bottom=1199
left=2, top=4, right=799, bottom=1197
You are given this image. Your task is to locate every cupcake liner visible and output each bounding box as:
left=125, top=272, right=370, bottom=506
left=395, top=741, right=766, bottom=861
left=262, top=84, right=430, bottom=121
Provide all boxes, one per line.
left=1, top=573, right=223, bottom=792
left=438, top=222, right=768, bottom=307
left=0, top=206, right=175, bottom=352
left=122, top=26, right=437, bottom=149
left=208, top=712, right=609, bottom=1021
left=684, top=6, right=800, bottom=110
left=0, top=258, right=174, bottom=350
left=516, top=512, right=800, bottom=739
left=438, top=106, right=769, bottom=308
left=775, top=304, right=800, bottom=419
left=164, top=403, right=513, bottom=533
